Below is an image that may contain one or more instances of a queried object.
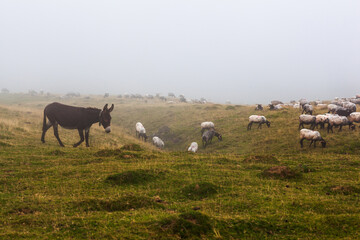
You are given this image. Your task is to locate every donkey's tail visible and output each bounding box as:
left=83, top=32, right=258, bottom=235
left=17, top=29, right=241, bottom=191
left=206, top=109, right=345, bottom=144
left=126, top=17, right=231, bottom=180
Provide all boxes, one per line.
left=42, top=110, right=47, bottom=132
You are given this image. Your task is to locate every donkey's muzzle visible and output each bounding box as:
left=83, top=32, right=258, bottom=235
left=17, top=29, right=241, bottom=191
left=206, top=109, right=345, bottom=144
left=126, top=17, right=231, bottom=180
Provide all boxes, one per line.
left=105, top=126, right=111, bottom=133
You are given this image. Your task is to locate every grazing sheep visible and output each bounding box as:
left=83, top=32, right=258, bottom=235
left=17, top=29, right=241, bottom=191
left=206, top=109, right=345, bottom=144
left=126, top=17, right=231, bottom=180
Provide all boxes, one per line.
left=335, top=107, right=352, bottom=117
left=327, top=104, right=339, bottom=114
left=342, top=102, right=356, bottom=113
left=269, top=104, right=283, bottom=110
left=348, top=112, right=360, bottom=128
left=255, top=104, right=263, bottom=111
left=327, top=116, right=354, bottom=133
left=201, top=121, right=215, bottom=135
left=135, top=122, right=148, bottom=142
left=188, top=142, right=198, bottom=153
left=299, top=99, right=309, bottom=109
left=299, top=115, right=316, bottom=130
left=271, top=100, right=283, bottom=105
left=302, top=104, right=313, bottom=115
left=293, top=103, right=300, bottom=109
left=202, top=129, right=222, bottom=148
left=152, top=136, right=164, bottom=149
left=247, top=115, right=270, bottom=130
left=350, top=98, right=360, bottom=104
left=299, top=129, right=326, bottom=148
left=315, top=114, right=330, bottom=129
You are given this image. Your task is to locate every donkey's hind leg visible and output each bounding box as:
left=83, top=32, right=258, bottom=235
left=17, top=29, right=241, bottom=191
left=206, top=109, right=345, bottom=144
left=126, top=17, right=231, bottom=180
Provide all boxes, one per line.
left=41, top=121, right=53, bottom=143
left=53, top=122, right=65, bottom=147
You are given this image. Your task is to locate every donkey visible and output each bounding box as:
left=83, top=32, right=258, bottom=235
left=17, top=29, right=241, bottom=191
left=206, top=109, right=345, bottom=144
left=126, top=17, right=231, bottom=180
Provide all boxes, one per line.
left=41, top=102, right=114, bottom=147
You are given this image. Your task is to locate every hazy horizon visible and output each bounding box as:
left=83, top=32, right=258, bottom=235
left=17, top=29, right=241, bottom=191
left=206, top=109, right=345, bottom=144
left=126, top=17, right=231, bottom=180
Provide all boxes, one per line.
left=1, top=1, right=360, bottom=104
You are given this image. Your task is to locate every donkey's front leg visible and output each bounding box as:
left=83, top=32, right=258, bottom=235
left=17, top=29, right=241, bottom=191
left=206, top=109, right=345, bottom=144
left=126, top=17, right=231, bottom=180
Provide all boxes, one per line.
left=73, top=129, right=84, bottom=147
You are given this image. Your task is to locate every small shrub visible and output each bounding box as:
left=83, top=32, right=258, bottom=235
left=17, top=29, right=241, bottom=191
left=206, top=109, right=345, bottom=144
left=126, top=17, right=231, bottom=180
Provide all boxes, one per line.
left=181, top=182, right=218, bottom=200
left=159, top=211, right=212, bottom=238
left=261, top=166, right=301, bottom=179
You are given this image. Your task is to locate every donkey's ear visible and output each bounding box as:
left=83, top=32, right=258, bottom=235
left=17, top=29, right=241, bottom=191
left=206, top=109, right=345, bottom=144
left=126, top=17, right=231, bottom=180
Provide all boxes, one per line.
left=108, top=104, right=114, bottom=112
left=103, top=104, right=108, bottom=111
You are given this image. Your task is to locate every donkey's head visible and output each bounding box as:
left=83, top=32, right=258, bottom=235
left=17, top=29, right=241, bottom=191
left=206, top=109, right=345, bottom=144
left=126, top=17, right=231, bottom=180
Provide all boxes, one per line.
left=99, top=104, right=114, bottom=133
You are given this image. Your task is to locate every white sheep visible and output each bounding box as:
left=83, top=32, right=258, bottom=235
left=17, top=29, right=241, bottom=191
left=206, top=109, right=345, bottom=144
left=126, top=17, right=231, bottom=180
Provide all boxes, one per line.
left=300, top=129, right=326, bottom=148
left=201, top=121, right=215, bottom=135
left=187, top=142, right=198, bottom=153
left=349, top=112, right=360, bottom=124
left=293, top=103, right=300, bottom=109
left=342, top=102, right=356, bottom=112
left=327, top=115, right=354, bottom=133
left=135, top=122, right=148, bottom=141
left=302, top=104, right=313, bottom=115
left=247, top=115, right=270, bottom=130
left=315, top=114, right=330, bottom=129
left=299, top=115, right=316, bottom=130
left=152, top=136, right=164, bottom=149
left=327, top=104, right=339, bottom=114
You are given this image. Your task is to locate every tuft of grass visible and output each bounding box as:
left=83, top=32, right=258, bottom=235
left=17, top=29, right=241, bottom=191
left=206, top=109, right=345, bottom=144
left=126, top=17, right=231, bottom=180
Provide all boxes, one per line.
left=120, top=143, right=143, bottom=151
left=159, top=211, right=213, bottom=239
left=0, top=141, right=11, bottom=147
left=76, top=195, right=164, bottom=212
left=261, top=166, right=301, bottom=179
left=105, top=169, right=166, bottom=185
left=325, top=185, right=360, bottom=195
left=94, top=149, right=123, bottom=157
left=181, top=182, right=218, bottom=200
left=48, top=149, right=66, bottom=156
left=243, top=155, right=279, bottom=164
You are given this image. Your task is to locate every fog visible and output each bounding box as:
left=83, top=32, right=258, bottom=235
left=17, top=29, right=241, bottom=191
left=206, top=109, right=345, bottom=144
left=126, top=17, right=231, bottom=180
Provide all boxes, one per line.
left=1, top=0, right=359, bottom=104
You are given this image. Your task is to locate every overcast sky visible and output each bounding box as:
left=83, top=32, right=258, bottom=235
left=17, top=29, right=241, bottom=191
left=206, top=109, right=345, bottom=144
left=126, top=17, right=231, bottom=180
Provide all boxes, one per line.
left=0, top=0, right=359, bottom=104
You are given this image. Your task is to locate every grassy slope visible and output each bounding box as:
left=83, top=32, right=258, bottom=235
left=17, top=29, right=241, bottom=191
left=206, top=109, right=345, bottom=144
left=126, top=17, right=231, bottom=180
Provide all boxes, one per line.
left=0, top=94, right=360, bottom=239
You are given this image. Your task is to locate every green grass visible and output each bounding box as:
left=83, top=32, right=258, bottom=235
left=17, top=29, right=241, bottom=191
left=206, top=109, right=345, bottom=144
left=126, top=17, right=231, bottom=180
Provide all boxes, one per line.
left=0, top=93, right=359, bottom=239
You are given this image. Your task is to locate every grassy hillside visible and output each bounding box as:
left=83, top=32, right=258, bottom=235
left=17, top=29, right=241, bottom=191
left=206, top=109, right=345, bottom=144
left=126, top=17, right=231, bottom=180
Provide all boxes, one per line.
left=0, top=94, right=360, bottom=239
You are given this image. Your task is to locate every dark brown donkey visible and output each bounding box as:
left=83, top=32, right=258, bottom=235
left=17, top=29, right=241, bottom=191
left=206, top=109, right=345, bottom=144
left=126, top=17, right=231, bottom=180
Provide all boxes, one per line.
left=41, top=102, right=114, bottom=147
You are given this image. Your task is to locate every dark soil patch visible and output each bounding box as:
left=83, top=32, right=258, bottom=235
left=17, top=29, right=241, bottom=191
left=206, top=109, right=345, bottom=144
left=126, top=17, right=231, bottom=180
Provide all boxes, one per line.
left=243, top=155, right=279, bottom=164
left=159, top=211, right=212, bottom=239
left=9, top=207, right=36, bottom=215
left=76, top=195, right=163, bottom=212
left=105, top=169, right=166, bottom=185
left=326, top=185, right=360, bottom=195
left=120, top=143, right=142, bottom=151
left=261, top=166, right=301, bottom=179
left=181, top=182, right=218, bottom=200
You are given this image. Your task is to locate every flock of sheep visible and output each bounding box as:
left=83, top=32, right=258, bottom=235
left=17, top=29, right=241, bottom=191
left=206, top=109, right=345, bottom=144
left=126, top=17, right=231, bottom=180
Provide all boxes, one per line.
left=255, top=96, right=360, bottom=148
left=134, top=95, right=360, bottom=151
left=134, top=121, right=222, bottom=152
